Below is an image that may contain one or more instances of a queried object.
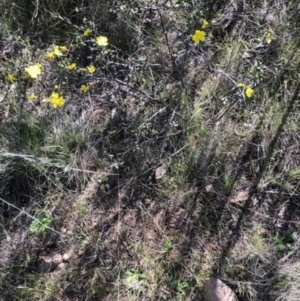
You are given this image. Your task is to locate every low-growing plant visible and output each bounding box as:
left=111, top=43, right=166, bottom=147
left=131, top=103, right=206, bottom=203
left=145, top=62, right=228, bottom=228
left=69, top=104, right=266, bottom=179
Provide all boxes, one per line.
left=29, top=216, right=52, bottom=233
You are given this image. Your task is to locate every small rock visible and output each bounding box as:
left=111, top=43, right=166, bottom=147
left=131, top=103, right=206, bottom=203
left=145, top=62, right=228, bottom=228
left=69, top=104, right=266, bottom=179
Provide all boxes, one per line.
left=57, top=262, right=67, bottom=270
left=155, top=166, right=167, bottom=180
left=37, top=254, right=63, bottom=272
left=63, top=253, right=70, bottom=261
left=202, top=184, right=216, bottom=199
left=204, top=278, right=238, bottom=301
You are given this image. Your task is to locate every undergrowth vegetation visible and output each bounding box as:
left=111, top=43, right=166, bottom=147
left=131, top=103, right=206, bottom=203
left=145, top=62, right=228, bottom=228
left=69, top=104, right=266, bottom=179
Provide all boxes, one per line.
left=1, top=0, right=300, bottom=300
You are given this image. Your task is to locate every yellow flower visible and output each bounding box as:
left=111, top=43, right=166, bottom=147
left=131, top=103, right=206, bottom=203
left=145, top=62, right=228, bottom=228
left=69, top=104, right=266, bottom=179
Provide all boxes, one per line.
left=67, top=63, right=77, bottom=70
left=7, top=73, right=16, bottom=82
left=60, top=46, right=68, bottom=52
left=28, top=93, right=37, bottom=101
left=265, top=32, right=272, bottom=44
left=45, top=51, right=55, bottom=60
left=50, top=92, right=64, bottom=108
left=191, top=30, right=206, bottom=44
left=245, top=87, right=254, bottom=98
left=52, top=45, right=67, bottom=57
left=201, top=20, right=209, bottom=29
left=80, top=84, right=89, bottom=93
left=237, top=83, right=245, bottom=88
left=96, top=36, right=108, bottom=46
left=24, top=63, right=42, bottom=79
left=87, top=65, right=96, bottom=73
left=83, top=28, right=92, bottom=36
left=53, top=45, right=63, bottom=57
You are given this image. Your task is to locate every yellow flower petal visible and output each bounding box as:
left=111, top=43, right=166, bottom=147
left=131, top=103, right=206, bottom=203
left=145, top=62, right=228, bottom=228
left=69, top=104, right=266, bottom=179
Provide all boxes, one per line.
left=245, top=87, right=254, bottom=98
left=80, top=84, right=89, bottom=93
left=87, top=65, right=96, bottom=73
left=191, top=30, right=206, bottom=44
left=59, top=46, right=68, bottom=52
left=7, top=74, right=16, bottom=82
left=28, top=93, right=37, bottom=101
left=201, top=20, right=209, bottom=29
left=83, top=28, right=92, bottom=36
left=50, top=92, right=65, bottom=108
left=46, top=51, right=55, bottom=60
left=24, top=64, right=42, bottom=79
left=53, top=45, right=63, bottom=57
left=67, top=63, right=76, bottom=70
left=96, top=36, right=108, bottom=46
left=265, top=32, right=272, bottom=44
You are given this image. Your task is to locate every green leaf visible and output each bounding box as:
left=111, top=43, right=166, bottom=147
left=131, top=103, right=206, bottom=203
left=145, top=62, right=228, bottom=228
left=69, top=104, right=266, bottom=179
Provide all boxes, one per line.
left=29, top=217, right=52, bottom=233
